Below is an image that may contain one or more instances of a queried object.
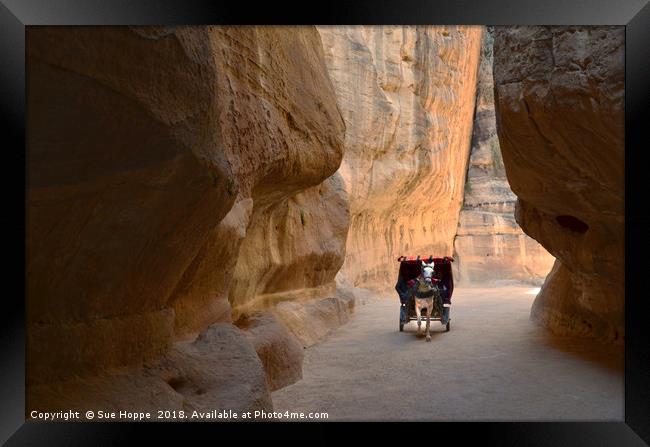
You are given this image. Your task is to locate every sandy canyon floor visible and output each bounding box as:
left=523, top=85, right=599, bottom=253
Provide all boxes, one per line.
left=272, top=285, right=623, bottom=421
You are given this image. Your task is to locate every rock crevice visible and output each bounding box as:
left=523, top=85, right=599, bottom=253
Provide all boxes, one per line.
left=454, top=26, right=555, bottom=285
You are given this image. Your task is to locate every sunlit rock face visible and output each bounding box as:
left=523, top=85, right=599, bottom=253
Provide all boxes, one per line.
left=317, top=26, right=483, bottom=291
left=228, top=173, right=349, bottom=320
left=454, top=27, right=555, bottom=285
left=492, top=26, right=624, bottom=342
left=26, top=25, right=346, bottom=408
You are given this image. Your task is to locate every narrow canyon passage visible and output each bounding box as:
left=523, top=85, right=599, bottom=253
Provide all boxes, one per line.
left=272, top=286, right=623, bottom=421
left=24, top=25, right=624, bottom=420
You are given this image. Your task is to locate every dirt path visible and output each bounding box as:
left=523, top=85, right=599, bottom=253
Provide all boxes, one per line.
left=272, top=285, right=623, bottom=421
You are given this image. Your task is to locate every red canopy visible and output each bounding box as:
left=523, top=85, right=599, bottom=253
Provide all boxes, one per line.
left=397, top=255, right=454, bottom=263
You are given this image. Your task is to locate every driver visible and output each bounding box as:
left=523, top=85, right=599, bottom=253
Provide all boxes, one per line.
left=395, top=275, right=408, bottom=324
left=395, top=276, right=417, bottom=324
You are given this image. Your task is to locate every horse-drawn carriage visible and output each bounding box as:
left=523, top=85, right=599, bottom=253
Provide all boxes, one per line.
left=395, top=256, right=454, bottom=338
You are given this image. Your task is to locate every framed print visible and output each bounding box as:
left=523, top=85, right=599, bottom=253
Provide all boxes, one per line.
left=2, top=0, right=649, bottom=444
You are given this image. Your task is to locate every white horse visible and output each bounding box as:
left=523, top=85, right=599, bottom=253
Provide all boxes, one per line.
left=413, top=261, right=440, bottom=342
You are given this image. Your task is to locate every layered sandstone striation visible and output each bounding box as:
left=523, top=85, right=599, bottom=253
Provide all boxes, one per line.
left=317, top=26, right=483, bottom=290
left=27, top=26, right=348, bottom=410
left=493, top=26, right=624, bottom=341
left=454, top=27, right=555, bottom=285
left=228, top=173, right=349, bottom=320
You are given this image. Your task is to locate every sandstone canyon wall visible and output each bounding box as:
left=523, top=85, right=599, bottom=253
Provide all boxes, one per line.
left=492, top=26, right=624, bottom=342
left=454, top=27, right=555, bottom=285
left=317, top=26, right=483, bottom=291
left=27, top=26, right=350, bottom=412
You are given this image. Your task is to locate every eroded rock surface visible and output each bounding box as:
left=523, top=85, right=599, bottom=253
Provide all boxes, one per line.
left=493, top=26, right=624, bottom=341
left=454, top=27, right=555, bottom=285
left=228, top=173, right=349, bottom=320
left=273, top=290, right=356, bottom=348
left=317, top=26, right=483, bottom=291
left=27, top=25, right=345, bottom=409
left=28, top=323, right=273, bottom=417
left=237, top=312, right=305, bottom=391
left=156, top=324, right=273, bottom=413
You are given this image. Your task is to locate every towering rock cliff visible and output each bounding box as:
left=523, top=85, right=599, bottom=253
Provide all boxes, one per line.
left=27, top=26, right=348, bottom=411
left=317, top=26, right=483, bottom=290
left=454, top=27, right=555, bottom=285
left=492, top=26, right=624, bottom=342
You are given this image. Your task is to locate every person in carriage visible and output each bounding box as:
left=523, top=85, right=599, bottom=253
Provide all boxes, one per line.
left=395, top=256, right=453, bottom=328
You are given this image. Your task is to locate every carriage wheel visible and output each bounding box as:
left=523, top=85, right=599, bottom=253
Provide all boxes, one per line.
left=446, top=321, right=451, bottom=332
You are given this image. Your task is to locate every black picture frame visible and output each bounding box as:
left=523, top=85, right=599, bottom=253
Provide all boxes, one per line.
left=2, top=0, right=649, bottom=444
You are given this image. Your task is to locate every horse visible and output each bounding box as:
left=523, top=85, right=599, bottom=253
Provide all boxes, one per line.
left=411, top=261, right=443, bottom=342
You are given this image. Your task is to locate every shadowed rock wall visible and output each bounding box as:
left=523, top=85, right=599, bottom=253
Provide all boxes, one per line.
left=27, top=25, right=347, bottom=411
left=493, top=26, right=624, bottom=342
